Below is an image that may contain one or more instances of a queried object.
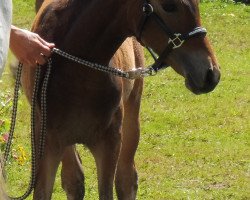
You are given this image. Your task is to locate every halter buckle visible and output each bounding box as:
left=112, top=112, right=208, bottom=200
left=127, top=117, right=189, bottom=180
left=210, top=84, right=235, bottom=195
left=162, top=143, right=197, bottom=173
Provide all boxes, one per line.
left=168, top=33, right=185, bottom=49
left=142, top=67, right=157, bottom=77
left=127, top=67, right=156, bottom=79
left=143, top=3, right=154, bottom=16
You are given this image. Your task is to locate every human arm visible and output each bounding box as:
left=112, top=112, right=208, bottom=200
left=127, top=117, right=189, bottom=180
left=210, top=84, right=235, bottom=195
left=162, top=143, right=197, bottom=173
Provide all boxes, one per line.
left=9, top=25, right=55, bottom=66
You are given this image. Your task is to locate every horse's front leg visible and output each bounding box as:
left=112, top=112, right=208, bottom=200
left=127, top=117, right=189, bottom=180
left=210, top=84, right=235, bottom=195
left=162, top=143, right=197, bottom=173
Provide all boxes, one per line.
left=33, top=132, right=64, bottom=200
left=90, top=110, right=122, bottom=200
left=61, top=145, right=85, bottom=200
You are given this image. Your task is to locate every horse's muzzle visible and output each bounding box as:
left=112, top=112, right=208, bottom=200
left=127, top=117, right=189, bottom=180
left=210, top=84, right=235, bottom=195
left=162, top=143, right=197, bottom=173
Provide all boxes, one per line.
left=185, top=67, right=221, bottom=95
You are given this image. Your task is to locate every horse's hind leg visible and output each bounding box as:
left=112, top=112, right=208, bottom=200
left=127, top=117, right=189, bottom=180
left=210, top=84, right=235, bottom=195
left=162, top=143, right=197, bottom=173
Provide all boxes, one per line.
left=115, top=79, right=143, bottom=200
left=33, top=133, right=64, bottom=200
left=61, top=145, right=85, bottom=200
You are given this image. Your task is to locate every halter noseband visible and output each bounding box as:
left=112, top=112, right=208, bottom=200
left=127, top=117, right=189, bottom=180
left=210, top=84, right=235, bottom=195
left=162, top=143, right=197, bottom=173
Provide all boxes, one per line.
left=137, top=1, right=207, bottom=73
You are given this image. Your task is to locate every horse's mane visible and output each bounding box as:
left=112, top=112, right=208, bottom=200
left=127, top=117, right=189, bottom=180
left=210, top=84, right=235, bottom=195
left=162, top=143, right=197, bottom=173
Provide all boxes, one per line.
left=34, top=0, right=87, bottom=44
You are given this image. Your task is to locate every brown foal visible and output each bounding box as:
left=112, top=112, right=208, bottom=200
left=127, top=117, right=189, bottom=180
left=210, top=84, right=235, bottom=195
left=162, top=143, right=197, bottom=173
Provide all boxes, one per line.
left=21, top=0, right=220, bottom=199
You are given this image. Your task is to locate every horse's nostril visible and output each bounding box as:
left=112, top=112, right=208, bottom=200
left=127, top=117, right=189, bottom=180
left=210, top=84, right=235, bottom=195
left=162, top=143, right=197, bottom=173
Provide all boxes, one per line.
left=206, top=68, right=214, bottom=83
left=205, top=67, right=220, bottom=88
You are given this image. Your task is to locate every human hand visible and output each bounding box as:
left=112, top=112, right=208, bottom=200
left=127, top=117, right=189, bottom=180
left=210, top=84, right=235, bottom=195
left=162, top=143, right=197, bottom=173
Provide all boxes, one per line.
left=9, top=25, right=55, bottom=66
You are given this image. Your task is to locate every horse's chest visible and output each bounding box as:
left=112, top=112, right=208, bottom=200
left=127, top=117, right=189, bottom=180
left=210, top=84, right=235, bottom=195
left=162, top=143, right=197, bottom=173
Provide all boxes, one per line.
left=47, top=77, right=122, bottom=145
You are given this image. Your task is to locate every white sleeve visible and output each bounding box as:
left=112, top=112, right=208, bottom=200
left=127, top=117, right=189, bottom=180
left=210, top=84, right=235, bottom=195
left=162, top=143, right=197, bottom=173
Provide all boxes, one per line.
left=0, top=0, right=12, bottom=77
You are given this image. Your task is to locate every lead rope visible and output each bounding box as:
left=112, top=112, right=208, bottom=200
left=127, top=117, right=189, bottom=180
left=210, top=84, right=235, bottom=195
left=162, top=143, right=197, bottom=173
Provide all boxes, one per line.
left=3, top=63, right=23, bottom=166
left=3, top=59, right=52, bottom=199
left=38, top=58, right=52, bottom=159
left=3, top=46, right=155, bottom=199
left=52, top=48, right=156, bottom=79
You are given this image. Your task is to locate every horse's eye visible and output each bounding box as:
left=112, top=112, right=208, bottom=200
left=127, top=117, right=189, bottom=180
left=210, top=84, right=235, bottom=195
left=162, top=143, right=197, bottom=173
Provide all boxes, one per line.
left=162, top=3, right=177, bottom=12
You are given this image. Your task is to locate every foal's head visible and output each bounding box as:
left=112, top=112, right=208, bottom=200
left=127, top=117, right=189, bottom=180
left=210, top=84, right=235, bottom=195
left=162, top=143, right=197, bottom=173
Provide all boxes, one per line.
left=131, top=0, right=220, bottom=94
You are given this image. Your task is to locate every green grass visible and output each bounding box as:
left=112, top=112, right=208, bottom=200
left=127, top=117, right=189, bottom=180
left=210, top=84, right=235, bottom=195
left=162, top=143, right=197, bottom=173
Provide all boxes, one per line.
left=0, top=0, right=249, bottom=199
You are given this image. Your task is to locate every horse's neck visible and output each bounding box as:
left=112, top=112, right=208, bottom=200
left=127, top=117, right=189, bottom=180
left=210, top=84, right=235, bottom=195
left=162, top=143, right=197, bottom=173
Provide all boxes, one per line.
left=60, top=0, right=136, bottom=65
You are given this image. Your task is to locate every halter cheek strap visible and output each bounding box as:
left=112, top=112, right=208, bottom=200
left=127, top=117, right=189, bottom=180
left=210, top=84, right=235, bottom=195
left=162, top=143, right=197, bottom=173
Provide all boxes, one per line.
left=136, top=2, right=154, bottom=43
left=137, top=1, right=207, bottom=73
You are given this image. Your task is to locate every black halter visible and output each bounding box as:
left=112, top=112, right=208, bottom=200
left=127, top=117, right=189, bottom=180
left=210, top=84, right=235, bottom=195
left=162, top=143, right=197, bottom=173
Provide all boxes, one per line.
left=137, top=2, right=207, bottom=73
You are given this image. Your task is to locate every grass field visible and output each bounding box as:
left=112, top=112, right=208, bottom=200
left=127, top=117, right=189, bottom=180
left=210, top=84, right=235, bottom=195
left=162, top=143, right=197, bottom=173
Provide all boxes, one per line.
left=0, top=0, right=249, bottom=199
